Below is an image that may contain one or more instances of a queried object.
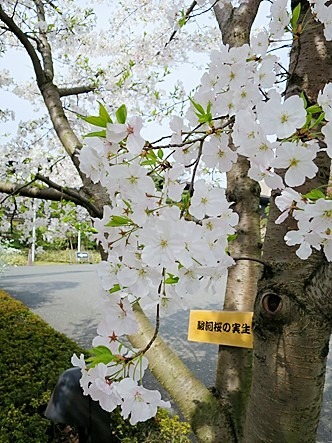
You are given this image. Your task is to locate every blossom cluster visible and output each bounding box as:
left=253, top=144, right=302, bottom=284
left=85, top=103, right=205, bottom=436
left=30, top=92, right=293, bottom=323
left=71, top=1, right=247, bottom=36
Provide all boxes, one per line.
left=73, top=0, right=332, bottom=424
left=71, top=350, right=170, bottom=425
left=310, top=0, right=332, bottom=41
left=276, top=189, right=332, bottom=260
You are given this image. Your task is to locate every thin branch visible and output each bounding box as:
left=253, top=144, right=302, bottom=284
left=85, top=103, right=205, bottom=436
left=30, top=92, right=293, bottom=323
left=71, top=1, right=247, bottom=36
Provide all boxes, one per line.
left=188, top=140, right=203, bottom=197
left=123, top=303, right=160, bottom=364
left=190, top=0, right=220, bottom=19
left=150, top=116, right=235, bottom=151
left=138, top=304, right=160, bottom=355
left=9, top=198, right=18, bottom=234
left=156, top=1, right=197, bottom=56
left=0, top=4, right=46, bottom=87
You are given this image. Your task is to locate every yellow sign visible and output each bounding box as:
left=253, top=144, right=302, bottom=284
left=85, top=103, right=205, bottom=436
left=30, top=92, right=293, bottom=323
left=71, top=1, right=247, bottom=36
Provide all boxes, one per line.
left=188, top=310, right=253, bottom=348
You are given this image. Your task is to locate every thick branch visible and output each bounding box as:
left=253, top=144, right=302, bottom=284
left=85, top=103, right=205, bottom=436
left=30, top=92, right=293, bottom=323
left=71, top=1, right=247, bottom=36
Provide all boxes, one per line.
left=213, top=0, right=261, bottom=47
left=35, top=173, right=102, bottom=217
left=34, top=0, right=54, bottom=81
left=0, top=180, right=78, bottom=204
left=286, top=0, right=332, bottom=101
left=58, top=85, right=96, bottom=97
left=0, top=179, right=102, bottom=218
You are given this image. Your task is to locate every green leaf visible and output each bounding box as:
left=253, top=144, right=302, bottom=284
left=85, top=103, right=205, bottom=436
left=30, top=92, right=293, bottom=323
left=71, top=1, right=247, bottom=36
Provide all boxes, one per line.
left=303, top=189, right=326, bottom=200
left=86, top=346, right=115, bottom=368
left=309, top=112, right=325, bottom=129
left=178, top=17, right=186, bottom=28
left=123, top=199, right=132, bottom=209
left=304, top=114, right=311, bottom=129
left=300, top=92, right=307, bottom=109
left=105, top=215, right=134, bottom=227
left=98, top=101, right=112, bottom=124
left=189, top=97, right=205, bottom=115
left=110, top=284, right=121, bottom=294
left=80, top=115, right=107, bottom=127
left=197, top=112, right=212, bottom=124
left=83, top=130, right=107, bottom=138
left=165, top=274, right=179, bottom=284
left=306, top=105, right=322, bottom=114
left=149, top=150, right=157, bottom=160
left=178, top=9, right=186, bottom=28
left=141, top=150, right=158, bottom=167
left=291, top=2, right=301, bottom=32
left=157, top=148, right=164, bottom=159
left=227, top=233, right=238, bottom=243
left=115, top=104, right=127, bottom=124
left=141, top=160, right=156, bottom=166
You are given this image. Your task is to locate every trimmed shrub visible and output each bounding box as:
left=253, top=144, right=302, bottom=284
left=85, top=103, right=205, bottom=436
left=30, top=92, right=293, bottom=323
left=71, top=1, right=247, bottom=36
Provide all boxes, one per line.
left=0, top=290, right=191, bottom=442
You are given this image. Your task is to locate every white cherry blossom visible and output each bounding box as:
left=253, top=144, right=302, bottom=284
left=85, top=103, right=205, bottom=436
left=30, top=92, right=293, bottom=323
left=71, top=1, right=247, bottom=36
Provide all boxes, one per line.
left=273, top=142, right=318, bottom=187
left=106, top=116, right=145, bottom=155
left=71, top=353, right=90, bottom=395
left=189, top=179, right=228, bottom=219
left=321, top=121, right=332, bottom=158
left=318, top=83, right=332, bottom=121
left=117, top=378, right=170, bottom=425
left=257, top=94, right=307, bottom=139
left=87, top=363, right=122, bottom=412
left=202, top=133, right=237, bottom=172
left=139, top=218, right=185, bottom=272
left=97, top=296, right=138, bottom=337
left=269, top=0, right=290, bottom=39
left=275, top=188, right=304, bottom=224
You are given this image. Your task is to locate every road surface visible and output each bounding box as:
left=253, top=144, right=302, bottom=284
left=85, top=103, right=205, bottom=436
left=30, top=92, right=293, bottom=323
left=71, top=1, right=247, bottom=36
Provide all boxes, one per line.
left=0, top=264, right=331, bottom=442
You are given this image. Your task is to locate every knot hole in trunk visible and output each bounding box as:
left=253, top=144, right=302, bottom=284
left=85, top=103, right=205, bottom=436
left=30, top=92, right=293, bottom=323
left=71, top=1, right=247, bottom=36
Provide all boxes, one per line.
left=261, top=292, right=282, bottom=314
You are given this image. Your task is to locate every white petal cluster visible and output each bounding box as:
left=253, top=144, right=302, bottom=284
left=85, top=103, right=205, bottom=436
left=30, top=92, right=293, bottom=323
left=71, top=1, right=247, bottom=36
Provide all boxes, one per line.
left=276, top=191, right=332, bottom=260
left=73, top=2, right=332, bottom=424
left=310, top=0, right=332, bottom=41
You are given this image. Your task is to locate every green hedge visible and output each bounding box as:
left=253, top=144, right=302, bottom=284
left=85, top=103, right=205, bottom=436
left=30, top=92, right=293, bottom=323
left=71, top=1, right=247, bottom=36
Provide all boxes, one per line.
left=0, top=290, right=191, bottom=442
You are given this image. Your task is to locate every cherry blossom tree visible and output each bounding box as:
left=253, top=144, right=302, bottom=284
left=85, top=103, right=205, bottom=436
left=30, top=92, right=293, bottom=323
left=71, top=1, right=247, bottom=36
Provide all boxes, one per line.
left=1, top=1, right=332, bottom=442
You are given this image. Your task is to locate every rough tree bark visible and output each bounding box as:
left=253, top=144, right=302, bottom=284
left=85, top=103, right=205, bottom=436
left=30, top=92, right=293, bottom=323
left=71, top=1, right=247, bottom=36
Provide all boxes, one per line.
left=244, top=1, right=332, bottom=441
left=213, top=1, right=262, bottom=439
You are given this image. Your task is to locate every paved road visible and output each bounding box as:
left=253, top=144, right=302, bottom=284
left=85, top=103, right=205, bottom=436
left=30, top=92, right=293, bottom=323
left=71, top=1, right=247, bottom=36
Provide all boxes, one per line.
left=0, top=264, right=331, bottom=441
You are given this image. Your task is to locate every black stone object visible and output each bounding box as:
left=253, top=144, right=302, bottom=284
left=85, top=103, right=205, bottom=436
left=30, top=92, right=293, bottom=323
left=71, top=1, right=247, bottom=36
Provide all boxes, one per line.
left=45, top=367, right=114, bottom=443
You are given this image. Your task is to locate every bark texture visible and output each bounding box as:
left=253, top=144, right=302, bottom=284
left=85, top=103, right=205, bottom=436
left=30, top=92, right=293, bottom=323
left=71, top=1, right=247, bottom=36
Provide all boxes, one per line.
left=245, top=2, right=332, bottom=440
left=213, top=1, right=262, bottom=439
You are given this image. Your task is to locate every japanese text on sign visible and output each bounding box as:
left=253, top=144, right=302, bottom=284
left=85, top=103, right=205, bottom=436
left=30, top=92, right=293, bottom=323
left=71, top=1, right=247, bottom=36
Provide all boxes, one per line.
left=188, top=310, right=253, bottom=348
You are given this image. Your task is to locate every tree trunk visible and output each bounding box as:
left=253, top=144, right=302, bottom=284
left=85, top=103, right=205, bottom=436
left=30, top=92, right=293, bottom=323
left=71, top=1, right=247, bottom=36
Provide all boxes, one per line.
left=213, top=1, right=262, bottom=439
left=244, top=2, right=332, bottom=440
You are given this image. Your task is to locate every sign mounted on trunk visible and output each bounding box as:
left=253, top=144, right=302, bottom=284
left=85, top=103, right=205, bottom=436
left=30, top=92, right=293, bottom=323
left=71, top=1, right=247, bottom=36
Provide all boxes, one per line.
left=188, top=310, right=253, bottom=348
